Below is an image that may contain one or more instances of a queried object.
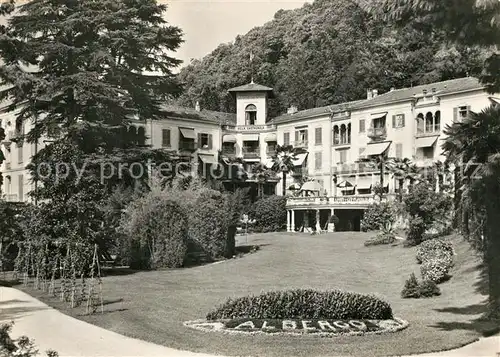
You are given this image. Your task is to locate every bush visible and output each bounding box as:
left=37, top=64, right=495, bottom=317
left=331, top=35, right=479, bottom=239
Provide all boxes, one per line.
left=120, top=193, right=188, bottom=269
left=418, top=279, right=441, bottom=297
left=406, top=215, right=426, bottom=246
left=206, top=289, right=393, bottom=320
left=360, top=201, right=398, bottom=232
left=401, top=273, right=420, bottom=298
left=252, top=196, right=287, bottom=232
left=420, top=257, right=452, bottom=283
left=0, top=322, right=58, bottom=357
left=401, top=273, right=441, bottom=298
left=364, top=232, right=396, bottom=246
left=328, top=214, right=339, bottom=225
left=416, top=239, right=454, bottom=264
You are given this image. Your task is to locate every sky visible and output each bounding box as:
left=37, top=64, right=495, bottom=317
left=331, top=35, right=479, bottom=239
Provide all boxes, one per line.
left=162, top=0, right=312, bottom=70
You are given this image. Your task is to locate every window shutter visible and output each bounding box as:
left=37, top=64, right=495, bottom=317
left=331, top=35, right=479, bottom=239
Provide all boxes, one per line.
left=208, top=134, right=213, bottom=149
left=453, top=107, right=458, bottom=122
left=315, top=127, right=322, bottom=145
left=467, top=105, right=471, bottom=116
left=304, top=130, right=308, bottom=143
left=396, top=143, right=403, bottom=158
left=17, top=145, right=22, bottom=163
left=197, top=133, right=202, bottom=148
left=392, top=115, right=396, bottom=128
left=284, top=132, right=290, bottom=146
left=162, top=129, right=171, bottom=147
left=18, top=174, right=23, bottom=201
left=295, top=131, right=299, bottom=143
left=359, top=119, right=365, bottom=133
left=401, top=114, right=405, bottom=127
left=315, top=152, right=322, bottom=170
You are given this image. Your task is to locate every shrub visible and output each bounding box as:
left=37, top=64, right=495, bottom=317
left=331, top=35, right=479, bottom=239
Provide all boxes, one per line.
left=120, top=193, right=188, bottom=269
left=401, top=273, right=421, bottom=298
left=328, top=214, right=339, bottom=226
left=406, top=215, right=426, bottom=246
left=420, top=257, right=452, bottom=283
left=252, top=196, right=287, bottom=232
left=401, top=273, right=441, bottom=298
left=418, top=279, right=441, bottom=297
left=360, top=201, right=398, bottom=232
left=0, top=322, right=58, bottom=357
left=364, top=231, right=396, bottom=246
left=416, top=239, right=454, bottom=264
left=206, top=289, right=393, bottom=320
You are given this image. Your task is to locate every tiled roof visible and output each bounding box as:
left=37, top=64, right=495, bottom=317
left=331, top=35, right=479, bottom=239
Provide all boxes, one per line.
left=159, top=105, right=236, bottom=125
left=271, top=100, right=365, bottom=124
left=352, top=77, right=483, bottom=109
left=228, top=82, right=274, bottom=93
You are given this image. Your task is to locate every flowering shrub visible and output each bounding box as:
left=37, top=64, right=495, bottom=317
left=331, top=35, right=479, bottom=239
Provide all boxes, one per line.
left=207, top=289, right=393, bottom=320
left=360, top=202, right=398, bottom=232
left=416, top=239, right=454, bottom=264
left=420, top=257, right=452, bottom=283
left=252, top=196, right=287, bottom=232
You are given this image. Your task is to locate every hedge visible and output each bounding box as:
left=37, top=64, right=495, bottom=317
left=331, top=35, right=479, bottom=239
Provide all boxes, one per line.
left=206, top=289, right=393, bottom=321
left=420, top=257, right=452, bottom=283
left=252, top=196, right=287, bottom=232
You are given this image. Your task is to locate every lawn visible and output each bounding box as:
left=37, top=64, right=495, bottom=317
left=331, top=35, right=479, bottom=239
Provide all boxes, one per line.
left=21, top=232, right=493, bottom=357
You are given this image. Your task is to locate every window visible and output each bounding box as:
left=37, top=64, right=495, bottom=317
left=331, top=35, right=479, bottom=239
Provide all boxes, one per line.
left=423, top=147, right=434, bottom=159
left=458, top=106, right=469, bottom=119
left=295, top=129, right=308, bottom=145
left=162, top=129, right=171, bottom=147
left=425, top=112, right=433, bottom=132
left=416, top=113, right=425, bottom=134
left=333, top=126, right=340, bottom=145
left=396, top=143, right=403, bottom=159
left=18, top=174, right=23, bottom=201
left=359, top=119, right=365, bottom=133
left=339, top=149, right=347, bottom=164
left=245, top=104, right=257, bottom=125
left=315, top=127, right=322, bottom=145
left=198, top=133, right=212, bottom=149
left=434, top=111, right=441, bottom=132
left=372, top=117, right=386, bottom=129
left=283, top=132, right=290, bottom=146
left=392, top=114, right=405, bottom=128
left=137, top=127, right=146, bottom=146
left=315, top=152, right=322, bottom=170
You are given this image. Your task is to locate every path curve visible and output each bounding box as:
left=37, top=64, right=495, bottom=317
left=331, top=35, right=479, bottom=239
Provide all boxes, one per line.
left=1, top=287, right=498, bottom=357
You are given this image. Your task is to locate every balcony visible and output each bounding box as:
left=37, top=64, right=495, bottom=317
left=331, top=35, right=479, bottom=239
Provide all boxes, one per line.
left=367, top=127, right=387, bottom=140
left=294, top=140, right=308, bottom=148
left=222, top=147, right=236, bottom=158
left=416, top=127, right=440, bottom=137
left=179, top=140, right=196, bottom=152
left=5, top=194, right=18, bottom=202
left=286, top=195, right=375, bottom=208
left=266, top=147, right=276, bottom=157
left=223, top=124, right=276, bottom=132
left=333, top=139, right=351, bottom=147
left=242, top=146, right=260, bottom=159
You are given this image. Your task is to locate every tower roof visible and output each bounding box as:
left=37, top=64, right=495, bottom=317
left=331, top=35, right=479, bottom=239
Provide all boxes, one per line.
left=228, top=82, right=274, bottom=98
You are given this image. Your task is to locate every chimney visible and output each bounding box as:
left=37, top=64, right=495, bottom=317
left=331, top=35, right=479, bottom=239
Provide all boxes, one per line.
left=287, top=105, right=298, bottom=114
left=422, top=89, right=428, bottom=96
left=367, top=89, right=373, bottom=100
left=195, top=101, right=201, bottom=112
left=372, top=89, right=378, bottom=97
left=431, top=87, right=436, bottom=94
left=390, top=87, right=395, bottom=92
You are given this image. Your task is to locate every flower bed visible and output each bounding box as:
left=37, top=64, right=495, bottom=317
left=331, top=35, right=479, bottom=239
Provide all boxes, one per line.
left=184, top=317, right=408, bottom=336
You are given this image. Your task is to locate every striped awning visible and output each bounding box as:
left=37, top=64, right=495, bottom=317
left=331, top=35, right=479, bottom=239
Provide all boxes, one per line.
left=198, top=154, right=217, bottom=165
left=292, top=153, right=308, bottom=166
left=223, top=134, right=237, bottom=143
left=243, top=134, right=260, bottom=141
left=364, top=141, right=391, bottom=156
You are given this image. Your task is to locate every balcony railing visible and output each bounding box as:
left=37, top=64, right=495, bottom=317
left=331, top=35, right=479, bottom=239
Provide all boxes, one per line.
left=333, top=139, right=351, bottom=147
left=4, top=194, right=18, bottom=202
left=223, top=124, right=276, bottom=132
left=416, top=127, right=440, bottom=137
left=294, top=140, right=308, bottom=148
left=367, top=127, right=387, bottom=140
left=286, top=195, right=375, bottom=207
left=242, top=147, right=260, bottom=159
left=222, top=148, right=236, bottom=158
left=179, top=140, right=196, bottom=152
left=266, top=148, right=276, bottom=157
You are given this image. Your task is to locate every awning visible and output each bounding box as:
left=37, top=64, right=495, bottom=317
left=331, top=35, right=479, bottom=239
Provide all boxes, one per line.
left=264, top=133, right=277, bottom=142
left=300, top=181, right=323, bottom=192
left=179, top=128, right=195, bottom=139
left=337, top=180, right=353, bottom=188
left=416, top=136, right=438, bottom=148
left=222, top=134, right=237, bottom=143
left=340, top=186, right=355, bottom=191
left=292, top=153, right=308, bottom=166
left=242, top=134, right=259, bottom=141
left=357, top=185, right=372, bottom=191
left=198, top=154, right=217, bottom=165
left=364, top=141, right=391, bottom=156
left=489, top=97, right=500, bottom=105
left=371, top=111, right=388, bottom=117
left=288, top=183, right=301, bottom=190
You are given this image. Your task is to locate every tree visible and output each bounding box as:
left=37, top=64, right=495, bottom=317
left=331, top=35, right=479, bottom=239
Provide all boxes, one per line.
left=271, top=145, right=306, bottom=196
left=357, top=154, right=394, bottom=198
left=250, top=162, right=276, bottom=198
left=388, top=158, right=421, bottom=201
left=442, top=104, right=500, bottom=317
left=362, top=0, right=500, bottom=93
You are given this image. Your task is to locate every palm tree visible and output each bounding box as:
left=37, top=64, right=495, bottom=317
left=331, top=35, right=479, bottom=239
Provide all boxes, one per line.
left=271, top=145, right=306, bottom=196
left=388, top=157, right=414, bottom=201
left=357, top=154, right=393, bottom=198
left=250, top=162, right=276, bottom=198
left=442, top=104, right=500, bottom=318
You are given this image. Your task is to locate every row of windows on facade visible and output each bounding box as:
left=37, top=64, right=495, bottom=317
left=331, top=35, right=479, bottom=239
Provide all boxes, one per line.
left=161, top=128, right=214, bottom=149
